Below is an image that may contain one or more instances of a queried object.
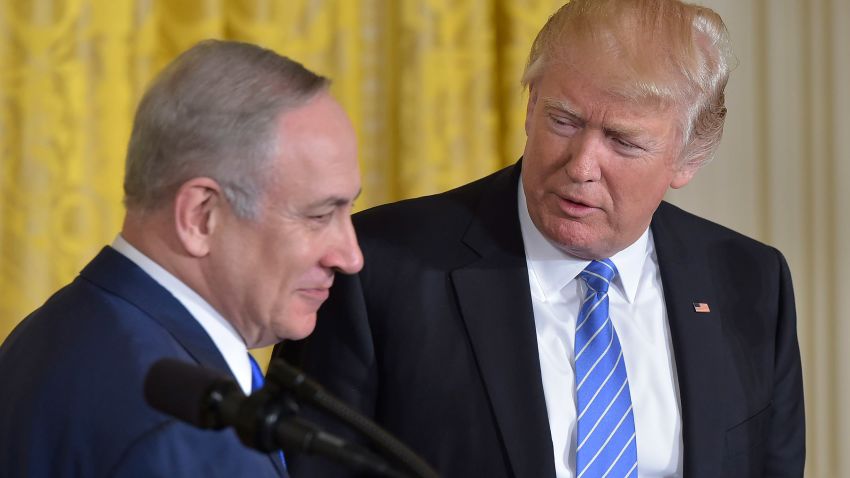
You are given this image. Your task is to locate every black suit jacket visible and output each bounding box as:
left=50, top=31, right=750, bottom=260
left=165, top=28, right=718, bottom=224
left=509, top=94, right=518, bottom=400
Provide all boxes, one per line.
left=279, top=162, right=804, bottom=477
left=0, top=247, right=286, bottom=478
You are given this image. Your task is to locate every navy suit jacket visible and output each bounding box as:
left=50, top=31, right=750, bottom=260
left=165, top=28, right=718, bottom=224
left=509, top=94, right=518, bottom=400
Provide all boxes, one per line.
left=0, top=247, right=286, bottom=478
left=278, top=162, right=805, bottom=477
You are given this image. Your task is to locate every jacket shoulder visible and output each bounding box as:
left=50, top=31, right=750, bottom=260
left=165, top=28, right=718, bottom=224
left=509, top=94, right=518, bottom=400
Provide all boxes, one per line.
left=654, top=201, right=777, bottom=252
left=354, top=164, right=516, bottom=245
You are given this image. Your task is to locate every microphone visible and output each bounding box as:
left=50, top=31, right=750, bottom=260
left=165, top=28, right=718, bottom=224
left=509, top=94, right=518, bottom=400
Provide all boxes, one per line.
left=143, top=359, right=409, bottom=477
left=266, top=359, right=439, bottom=478
left=143, top=359, right=240, bottom=430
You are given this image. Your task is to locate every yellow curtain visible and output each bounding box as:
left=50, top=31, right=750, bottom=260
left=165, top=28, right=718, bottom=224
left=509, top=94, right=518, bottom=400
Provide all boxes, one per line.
left=0, top=0, right=565, bottom=363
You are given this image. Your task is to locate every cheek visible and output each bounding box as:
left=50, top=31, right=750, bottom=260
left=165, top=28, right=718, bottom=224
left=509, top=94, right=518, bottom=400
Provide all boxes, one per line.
left=525, top=147, right=566, bottom=189
left=245, top=243, right=302, bottom=305
left=525, top=117, right=564, bottom=158
left=608, top=172, right=669, bottom=221
left=270, top=252, right=302, bottom=290
left=261, top=225, right=312, bottom=271
left=275, top=240, right=327, bottom=287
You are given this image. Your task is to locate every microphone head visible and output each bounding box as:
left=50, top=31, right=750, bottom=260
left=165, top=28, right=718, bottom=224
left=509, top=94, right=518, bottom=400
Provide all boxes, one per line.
left=266, top=358, right=324, bottom=401
left=144, top=358, right=243, bottom=429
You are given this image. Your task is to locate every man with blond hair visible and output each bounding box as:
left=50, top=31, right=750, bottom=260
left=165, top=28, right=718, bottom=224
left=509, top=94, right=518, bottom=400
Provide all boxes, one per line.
left=279, top=1, right=805, bottom=477
left=0, top=40, right=363, bottom=477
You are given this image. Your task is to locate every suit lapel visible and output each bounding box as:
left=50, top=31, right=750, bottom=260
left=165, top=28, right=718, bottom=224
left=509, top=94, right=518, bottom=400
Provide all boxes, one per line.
left=651, top=203, right=726, bottom=475
left=80, top=247, right=232, bottom=375
left=451, top=163, right=556, bottom=478
left=81, top=247, right=287, bottom=477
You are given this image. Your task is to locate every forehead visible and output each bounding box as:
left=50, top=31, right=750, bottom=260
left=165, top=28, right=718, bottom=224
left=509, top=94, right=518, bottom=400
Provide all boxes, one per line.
left=266, top=94, right=360, bottom=195
left=538, top=25, right=693, bottom=107
left=538, top=61, right=681, bottom=125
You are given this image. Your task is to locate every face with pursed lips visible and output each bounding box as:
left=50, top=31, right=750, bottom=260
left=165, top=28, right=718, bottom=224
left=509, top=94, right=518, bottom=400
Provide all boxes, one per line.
left=522, top=61, right=697, bottom=260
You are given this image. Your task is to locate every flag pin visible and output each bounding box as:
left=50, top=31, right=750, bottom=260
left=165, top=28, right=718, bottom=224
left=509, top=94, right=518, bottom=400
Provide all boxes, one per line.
left=693, top=302, right=711, bottom=313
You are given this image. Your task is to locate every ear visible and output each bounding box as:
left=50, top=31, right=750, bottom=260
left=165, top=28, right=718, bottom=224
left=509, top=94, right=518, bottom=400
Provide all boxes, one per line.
left=525, top=84, right=539, bottom=136
left=670, top=163, right=698, bottom=189
left=173, top=177, right=224, bottom=257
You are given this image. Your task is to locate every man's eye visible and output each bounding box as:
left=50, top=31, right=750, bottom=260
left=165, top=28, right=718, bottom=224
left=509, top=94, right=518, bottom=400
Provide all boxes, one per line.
left=612, top=136, right=642, bottom=152
left=549, top=115, right=578, bottom=134
left=310, top=212, right=333, bottom=222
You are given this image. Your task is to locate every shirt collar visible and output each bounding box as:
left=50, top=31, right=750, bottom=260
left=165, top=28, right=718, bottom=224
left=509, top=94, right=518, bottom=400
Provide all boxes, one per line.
left=111, top=234, right=253, bottom=394
left=518, top=179, right=651, bottom=304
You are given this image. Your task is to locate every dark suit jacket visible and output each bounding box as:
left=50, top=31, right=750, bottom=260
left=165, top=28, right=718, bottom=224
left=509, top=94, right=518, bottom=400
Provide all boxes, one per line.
left=278, top=162, right=805, bottom=478
left=0, top=247, right=286, bottom=478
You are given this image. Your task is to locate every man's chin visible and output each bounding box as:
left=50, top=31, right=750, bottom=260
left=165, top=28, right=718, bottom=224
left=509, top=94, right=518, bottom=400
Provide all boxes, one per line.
left=548, top=231, right=620, bottom=260
left=539, top=220, right=599, bottom=255
left=278, top=311, right=319, bottom=341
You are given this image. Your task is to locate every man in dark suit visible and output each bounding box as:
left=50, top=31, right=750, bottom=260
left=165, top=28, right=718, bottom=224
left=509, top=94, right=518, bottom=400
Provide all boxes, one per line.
left=0, top=40, right=363, bottom=477
left=278, top=1, right=805, bottom=477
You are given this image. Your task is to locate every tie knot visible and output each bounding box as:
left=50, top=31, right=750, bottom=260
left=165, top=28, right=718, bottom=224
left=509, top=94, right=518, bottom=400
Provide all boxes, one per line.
left=579, top=259, right=617, bottom=294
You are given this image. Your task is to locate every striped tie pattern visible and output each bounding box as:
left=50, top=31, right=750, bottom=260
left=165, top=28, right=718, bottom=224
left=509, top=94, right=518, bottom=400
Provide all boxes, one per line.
left=575, top=259, right=637, bottom=478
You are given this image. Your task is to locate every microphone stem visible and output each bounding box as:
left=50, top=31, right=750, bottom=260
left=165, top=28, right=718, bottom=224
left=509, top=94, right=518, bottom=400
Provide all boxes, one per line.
left=275, top=417, right=411, bottom=478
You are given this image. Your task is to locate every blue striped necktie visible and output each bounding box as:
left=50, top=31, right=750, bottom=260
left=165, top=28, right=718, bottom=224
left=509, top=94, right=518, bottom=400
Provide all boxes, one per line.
left=248, top=354, right=288, bottom=471
left=575, top=259, right=638, bottom=477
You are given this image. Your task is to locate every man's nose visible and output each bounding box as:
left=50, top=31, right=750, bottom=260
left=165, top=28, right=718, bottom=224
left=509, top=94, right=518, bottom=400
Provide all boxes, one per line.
left=325, top=217, right=364, bottom=274
left=564, top=131, right=603, bottom=183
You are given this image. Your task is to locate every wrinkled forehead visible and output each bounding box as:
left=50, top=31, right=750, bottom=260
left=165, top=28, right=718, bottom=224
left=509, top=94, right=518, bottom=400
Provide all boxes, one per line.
left=531, top=2, right=712, bottom=106
left=541, top=53, right=683, bottom=118
left=560, top=44, right=695, bottom=109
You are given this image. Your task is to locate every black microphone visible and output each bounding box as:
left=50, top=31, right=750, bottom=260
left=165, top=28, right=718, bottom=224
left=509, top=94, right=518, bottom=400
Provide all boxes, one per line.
left=143, top=359, right=409, bottom=477
left=266, top=359, right=439, bottom=478
left=143, top=359, right=240, bottom=430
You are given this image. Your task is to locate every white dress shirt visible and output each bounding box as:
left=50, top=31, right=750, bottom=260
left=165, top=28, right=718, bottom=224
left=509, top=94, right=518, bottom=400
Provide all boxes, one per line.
left=518, top=184, right=683, bottom=477
left=112, top=235, right=254, bottom=394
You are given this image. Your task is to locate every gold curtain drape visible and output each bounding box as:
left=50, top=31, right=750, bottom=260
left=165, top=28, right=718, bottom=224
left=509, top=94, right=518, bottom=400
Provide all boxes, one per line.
left=0, top=0, right=565, bottom=358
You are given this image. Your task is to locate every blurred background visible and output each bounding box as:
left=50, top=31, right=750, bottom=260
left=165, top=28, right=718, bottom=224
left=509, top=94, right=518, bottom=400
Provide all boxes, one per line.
left=0, top=0, right=847, bottom=476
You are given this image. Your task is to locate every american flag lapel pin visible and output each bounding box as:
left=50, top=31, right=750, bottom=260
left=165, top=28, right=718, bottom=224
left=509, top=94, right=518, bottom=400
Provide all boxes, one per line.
left=693, top=302, right=711, bottom=313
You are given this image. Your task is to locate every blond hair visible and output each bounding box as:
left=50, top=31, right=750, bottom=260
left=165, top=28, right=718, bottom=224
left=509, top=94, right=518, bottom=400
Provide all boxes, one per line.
left=522, top=0, right=735, bottom=168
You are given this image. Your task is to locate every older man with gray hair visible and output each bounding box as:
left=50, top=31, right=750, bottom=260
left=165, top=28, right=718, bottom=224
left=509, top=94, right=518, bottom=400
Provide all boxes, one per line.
left=279, top=1, right=805, bottom=477
left=0, top=39, right=363, bottom=477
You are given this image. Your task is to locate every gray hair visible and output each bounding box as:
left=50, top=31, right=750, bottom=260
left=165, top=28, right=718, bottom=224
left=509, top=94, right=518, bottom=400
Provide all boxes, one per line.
left=123, top=39, right=330, bottom=217
left=522, top=0, right=736, bottom=169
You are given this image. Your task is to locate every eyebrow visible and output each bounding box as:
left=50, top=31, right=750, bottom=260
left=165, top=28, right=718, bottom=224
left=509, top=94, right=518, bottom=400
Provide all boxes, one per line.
left=542, top=97, right=645, bottom=139
left=543, top=98, right=583, bottom=121
left=306, top=188, right=362, bottom=209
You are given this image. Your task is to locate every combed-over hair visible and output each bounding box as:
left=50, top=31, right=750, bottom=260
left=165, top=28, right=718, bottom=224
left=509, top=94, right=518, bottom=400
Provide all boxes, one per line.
left=522, top=0, right=735, bottom=168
